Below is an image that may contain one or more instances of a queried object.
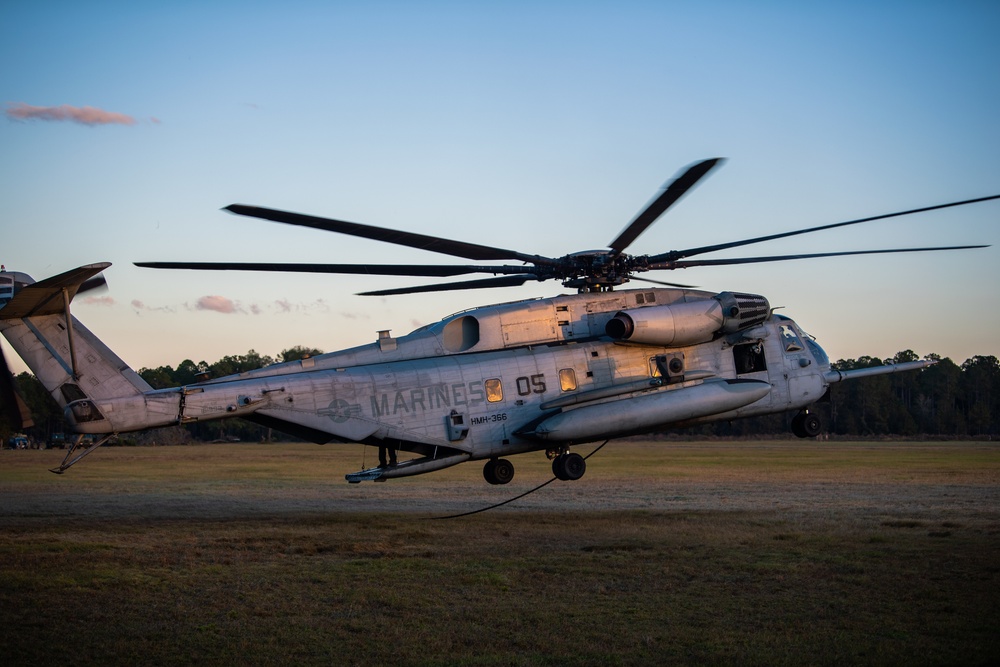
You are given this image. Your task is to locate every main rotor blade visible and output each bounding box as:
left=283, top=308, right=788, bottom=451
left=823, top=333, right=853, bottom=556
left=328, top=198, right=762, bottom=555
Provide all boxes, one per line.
left=357, top=274, right=538, bottom=296
left=650, top=244, right=990, bottom=269
left=78, top=274, right=108, bottom=294
left=134, top=261, right=536, bottom=278
left=608, top=158, right=724, bottom=254
left=225, top=204, right=559, bottom=266
left=630, top=275, right=698, bottom=289
left=649, top=194, right=1000, bottom=263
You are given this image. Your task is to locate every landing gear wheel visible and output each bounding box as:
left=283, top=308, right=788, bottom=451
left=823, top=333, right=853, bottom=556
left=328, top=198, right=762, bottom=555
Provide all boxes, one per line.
left=801, top=412, right=822, bottom=437
left=791, top=411, right=822, bottom=438
left=484, top=458, right=514, bottom=485
left=791, top=413, right=806, bottom=438
left=552, top=452, right=586, bottom=481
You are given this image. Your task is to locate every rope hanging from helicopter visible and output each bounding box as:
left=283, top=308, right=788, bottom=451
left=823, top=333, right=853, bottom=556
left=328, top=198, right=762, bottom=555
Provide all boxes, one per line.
left=428, top=440, right=610, bottom=520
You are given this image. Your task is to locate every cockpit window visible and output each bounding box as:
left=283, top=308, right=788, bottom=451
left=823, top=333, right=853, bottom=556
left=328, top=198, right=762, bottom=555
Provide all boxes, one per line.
left=779, top=324, right=803, bottom=353
left=805, top=337, right=829, bottom=366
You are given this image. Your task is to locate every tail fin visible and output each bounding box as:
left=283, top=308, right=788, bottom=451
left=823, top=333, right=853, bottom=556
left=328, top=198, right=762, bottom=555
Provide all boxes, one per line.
left=0, top=264, right=152, bottom=415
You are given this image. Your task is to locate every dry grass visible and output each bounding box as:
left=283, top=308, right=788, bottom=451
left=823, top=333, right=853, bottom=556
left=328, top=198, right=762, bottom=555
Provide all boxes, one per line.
left=1, top=441, right=998, bottom=666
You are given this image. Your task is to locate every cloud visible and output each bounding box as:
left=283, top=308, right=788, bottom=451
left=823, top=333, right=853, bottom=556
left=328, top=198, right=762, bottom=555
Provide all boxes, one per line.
left=270, top=297, right=332, bottom=316
left=130, top=299, right=175, bottom=314
left=82, top=296, right=115, bottom=306
left=196, top=295, right=238, bottom=314
left=5, top=102, right=136, bottom=126
left=134, top=295, right=329, bottom=317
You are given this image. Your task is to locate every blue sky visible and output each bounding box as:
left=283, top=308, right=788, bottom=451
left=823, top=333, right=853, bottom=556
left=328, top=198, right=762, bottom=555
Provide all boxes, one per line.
left=2, top=1, right=999, bottom=374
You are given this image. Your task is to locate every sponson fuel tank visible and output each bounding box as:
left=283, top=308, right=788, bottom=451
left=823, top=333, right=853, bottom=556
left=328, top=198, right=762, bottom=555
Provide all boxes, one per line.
left=518, top=379, right=771, bottom=442
left=605, top=291, right=770, bottom=346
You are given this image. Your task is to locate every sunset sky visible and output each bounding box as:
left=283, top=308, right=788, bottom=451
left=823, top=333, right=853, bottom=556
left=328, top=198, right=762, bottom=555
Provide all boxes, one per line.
left=2, top=1, right=999, bottom=374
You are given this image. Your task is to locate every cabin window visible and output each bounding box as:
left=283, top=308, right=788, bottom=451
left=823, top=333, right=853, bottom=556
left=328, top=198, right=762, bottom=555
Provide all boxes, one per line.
left=559, top=368, right=577, bottom=392
left=485, top=378, right=503, bottom=402
left=733, top=341, right=767, bottom=374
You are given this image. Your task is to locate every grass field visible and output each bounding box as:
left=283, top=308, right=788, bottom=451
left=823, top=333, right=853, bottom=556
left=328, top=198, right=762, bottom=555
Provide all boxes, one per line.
left=1, top=441, right=998, bottom=666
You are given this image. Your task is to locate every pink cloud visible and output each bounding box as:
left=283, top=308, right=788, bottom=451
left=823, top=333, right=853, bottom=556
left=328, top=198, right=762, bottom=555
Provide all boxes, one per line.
left=82, top=296, right=115, bottom=306
left=5, top=103, right=136, bottom=126
left=196, top=295, right=237, bottom=314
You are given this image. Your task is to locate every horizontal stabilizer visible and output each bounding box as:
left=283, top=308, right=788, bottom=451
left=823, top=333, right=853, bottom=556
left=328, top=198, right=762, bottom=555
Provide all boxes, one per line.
left=0, top=263, right=110, bottom=320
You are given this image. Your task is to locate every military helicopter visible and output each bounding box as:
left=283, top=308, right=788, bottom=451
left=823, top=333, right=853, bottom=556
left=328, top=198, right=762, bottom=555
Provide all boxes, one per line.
left=1, top=158, right=995, bottom=483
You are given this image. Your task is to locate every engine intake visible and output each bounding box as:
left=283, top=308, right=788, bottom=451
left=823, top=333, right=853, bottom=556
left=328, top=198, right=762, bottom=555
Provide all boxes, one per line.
left=605, top=292, right=770, bottom=346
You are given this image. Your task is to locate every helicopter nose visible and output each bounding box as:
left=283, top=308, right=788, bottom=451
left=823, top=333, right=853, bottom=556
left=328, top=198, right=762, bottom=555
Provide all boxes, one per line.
left=807, top=337, right=831, bottom=368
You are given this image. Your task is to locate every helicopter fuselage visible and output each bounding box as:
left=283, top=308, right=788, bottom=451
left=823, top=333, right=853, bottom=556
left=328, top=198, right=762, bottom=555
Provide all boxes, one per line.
left=21, top=284, right=830, bottom=480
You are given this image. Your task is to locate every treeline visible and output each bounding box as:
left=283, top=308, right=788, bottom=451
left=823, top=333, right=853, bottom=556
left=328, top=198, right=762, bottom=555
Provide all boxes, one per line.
left=6, top=348, right=999, bottom=445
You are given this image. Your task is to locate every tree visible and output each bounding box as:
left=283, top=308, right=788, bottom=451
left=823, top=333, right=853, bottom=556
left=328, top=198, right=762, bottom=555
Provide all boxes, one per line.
left=279, top=346, right=324, bottom=362
left=208, top=350, right=273, bottom=378
left=139, top=365, right=178, bottom=389
left=174, top=359, right=208, bottom=385
left=959, top=355, right=999, bottom=435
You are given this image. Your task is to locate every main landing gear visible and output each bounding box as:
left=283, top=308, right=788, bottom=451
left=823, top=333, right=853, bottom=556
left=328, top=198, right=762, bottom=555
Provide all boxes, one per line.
left=482, top=448, right=589, bottom=485
left=547, top=448, right=586, bottom=481
left=791, top=410, right=822, bottom=438
left=483, top=458, right=515, bottom=485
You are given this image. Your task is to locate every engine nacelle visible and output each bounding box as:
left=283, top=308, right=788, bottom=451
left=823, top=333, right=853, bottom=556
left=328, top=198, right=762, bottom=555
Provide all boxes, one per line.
left=605, top=292, right=770, bottom=346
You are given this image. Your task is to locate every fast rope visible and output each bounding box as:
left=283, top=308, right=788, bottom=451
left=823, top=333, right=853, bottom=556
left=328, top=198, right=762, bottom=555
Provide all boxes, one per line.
left=428, top=440, right=610, bottom=520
